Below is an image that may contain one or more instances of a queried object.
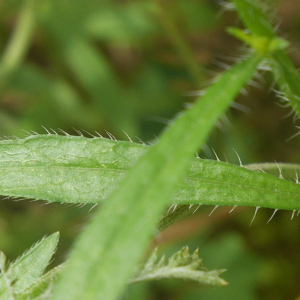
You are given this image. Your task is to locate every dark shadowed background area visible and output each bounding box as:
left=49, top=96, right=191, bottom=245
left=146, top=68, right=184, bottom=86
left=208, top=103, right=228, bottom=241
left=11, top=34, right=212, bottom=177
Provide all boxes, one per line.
left=0, top=0, right=300, bottom=299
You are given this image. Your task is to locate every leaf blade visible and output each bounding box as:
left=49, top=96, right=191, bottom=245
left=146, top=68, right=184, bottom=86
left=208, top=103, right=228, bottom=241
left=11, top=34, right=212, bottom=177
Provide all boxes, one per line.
left=1, top=135, right=300, bottom=214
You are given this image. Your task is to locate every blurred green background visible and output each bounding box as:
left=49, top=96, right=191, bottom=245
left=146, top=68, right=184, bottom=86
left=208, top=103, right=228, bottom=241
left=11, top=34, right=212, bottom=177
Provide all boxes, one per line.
left=1, top=0, right=300, bottom=299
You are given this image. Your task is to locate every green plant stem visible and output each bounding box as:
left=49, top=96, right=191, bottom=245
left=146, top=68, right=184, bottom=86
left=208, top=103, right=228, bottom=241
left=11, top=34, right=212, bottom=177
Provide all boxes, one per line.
left=50, top=52, right=263, bottom=300
left=153, top=0, right=204, bottom=87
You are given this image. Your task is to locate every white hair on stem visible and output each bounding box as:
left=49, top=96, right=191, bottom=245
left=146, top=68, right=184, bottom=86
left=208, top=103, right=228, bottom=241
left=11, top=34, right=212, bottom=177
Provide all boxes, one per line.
left=266, top=209, right=278, bottom=224
left=250, top=207, right=260, bottom=226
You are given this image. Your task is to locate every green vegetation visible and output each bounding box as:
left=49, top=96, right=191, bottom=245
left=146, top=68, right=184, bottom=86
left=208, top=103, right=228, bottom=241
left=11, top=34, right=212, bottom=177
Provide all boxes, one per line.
left=0, top=0, right=300, bottom=299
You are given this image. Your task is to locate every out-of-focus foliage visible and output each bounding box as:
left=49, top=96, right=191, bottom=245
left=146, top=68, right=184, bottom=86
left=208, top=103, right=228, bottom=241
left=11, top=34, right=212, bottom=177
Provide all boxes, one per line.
left=0, top=0, right=217, bottom=139
left=1, top=0, right=300, bottom=299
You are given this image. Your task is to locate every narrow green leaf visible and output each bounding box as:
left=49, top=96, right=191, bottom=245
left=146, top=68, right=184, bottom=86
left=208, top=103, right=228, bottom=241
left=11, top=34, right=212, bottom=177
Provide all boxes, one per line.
left=0, top=233, right=59, bottom=299
left=50, top=53, right=263, bottom=300
left=130, top=247, right=227, bottom=286
left=1, top=135, right=300, bottom=214
left=179, top=159, right=300, bottom=210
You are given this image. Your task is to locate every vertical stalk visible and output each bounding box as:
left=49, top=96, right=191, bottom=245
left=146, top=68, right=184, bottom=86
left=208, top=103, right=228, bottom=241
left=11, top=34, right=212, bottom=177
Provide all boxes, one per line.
left=154, top=0, right=205, bottom=87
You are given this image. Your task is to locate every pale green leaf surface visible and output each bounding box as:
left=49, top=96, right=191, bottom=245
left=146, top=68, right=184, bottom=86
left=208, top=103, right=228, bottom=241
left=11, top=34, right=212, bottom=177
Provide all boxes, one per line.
left=0, top=134, right=144, bottom=203
left=0, top=135, right=300, bottom=212
left=50, top=53, right=263, bottom=300
left=0, top=233, right=59, bottom=299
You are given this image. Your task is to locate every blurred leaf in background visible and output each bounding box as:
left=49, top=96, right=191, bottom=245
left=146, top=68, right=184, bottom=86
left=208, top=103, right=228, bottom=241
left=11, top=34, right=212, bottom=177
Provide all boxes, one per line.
left=0, top=0, right=218, bottom=138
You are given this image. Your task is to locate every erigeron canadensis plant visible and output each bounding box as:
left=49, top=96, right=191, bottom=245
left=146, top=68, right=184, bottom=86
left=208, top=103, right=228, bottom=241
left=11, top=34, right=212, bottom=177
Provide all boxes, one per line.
left=1, top=0, right=300, bottom=299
